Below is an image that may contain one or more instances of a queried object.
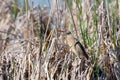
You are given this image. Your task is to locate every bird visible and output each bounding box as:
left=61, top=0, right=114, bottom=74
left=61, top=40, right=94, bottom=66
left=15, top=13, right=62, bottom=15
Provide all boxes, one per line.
left=66, top=31, right=89, bottom=60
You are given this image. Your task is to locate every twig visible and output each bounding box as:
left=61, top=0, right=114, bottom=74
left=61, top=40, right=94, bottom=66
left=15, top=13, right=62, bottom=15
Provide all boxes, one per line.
left=65, top=0, right=78, bottom=38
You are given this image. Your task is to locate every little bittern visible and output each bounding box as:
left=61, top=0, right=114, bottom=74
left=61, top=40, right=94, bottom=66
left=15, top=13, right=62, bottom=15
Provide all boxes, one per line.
left=66, top=31, right=89, bottom=60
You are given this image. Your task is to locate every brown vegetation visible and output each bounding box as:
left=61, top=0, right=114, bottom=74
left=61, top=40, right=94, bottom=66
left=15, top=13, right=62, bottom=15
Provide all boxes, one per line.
left=0, top=0, right=120, bottom=80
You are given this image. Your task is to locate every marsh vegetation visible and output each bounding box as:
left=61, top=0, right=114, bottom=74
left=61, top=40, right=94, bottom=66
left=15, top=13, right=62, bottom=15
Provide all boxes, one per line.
left=0, top=0, right=120, bottom=80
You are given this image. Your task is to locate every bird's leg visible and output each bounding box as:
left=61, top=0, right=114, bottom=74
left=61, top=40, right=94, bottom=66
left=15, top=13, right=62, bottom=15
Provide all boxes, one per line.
left=80, top=58, right=85, bottom=75
left=78, top=58, right=82, bottom=76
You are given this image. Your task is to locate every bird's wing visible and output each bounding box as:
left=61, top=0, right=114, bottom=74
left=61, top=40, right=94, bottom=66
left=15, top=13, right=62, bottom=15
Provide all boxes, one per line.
left=75, top=41, right=89, bottom=60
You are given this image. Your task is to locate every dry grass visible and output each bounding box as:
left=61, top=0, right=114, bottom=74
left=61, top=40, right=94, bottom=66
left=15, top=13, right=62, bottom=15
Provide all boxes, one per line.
left=0, top=0, right=120, bottom=80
